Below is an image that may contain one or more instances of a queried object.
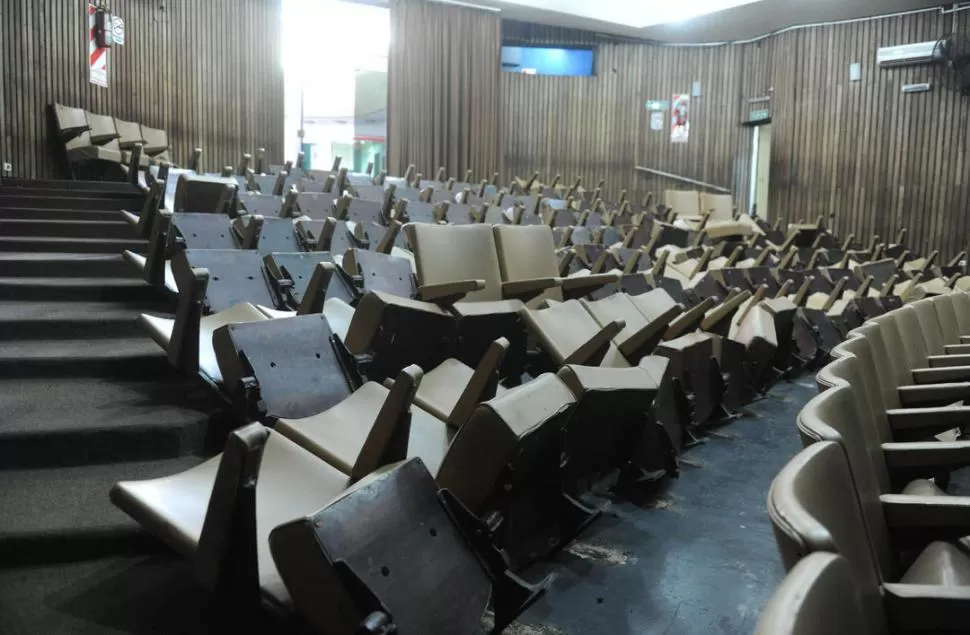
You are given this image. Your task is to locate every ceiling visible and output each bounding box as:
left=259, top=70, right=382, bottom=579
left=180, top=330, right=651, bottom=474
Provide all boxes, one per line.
left=461, top=0, right=956, bottom=43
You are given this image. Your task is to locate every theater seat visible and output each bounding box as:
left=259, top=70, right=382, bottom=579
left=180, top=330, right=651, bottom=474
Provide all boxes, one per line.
left=111, top=425, right=354, bottom=607
left=755, top=553, right=873, bottom=634
left=770, top=439, right=970, bottom=632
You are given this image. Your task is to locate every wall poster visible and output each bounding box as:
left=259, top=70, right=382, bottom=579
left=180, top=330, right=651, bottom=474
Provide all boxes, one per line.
left=88, top=4, right=108, bottom=87
left=650, top=111, right=664, bottom=131
left=671, top=94, right=690, bottom=143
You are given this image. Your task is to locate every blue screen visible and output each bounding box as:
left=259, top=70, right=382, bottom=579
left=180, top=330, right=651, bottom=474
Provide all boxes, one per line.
left=501, top=46, right=595, bottom=77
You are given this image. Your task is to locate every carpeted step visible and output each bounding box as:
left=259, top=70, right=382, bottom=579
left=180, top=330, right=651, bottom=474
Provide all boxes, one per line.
left=0, top=376, right=223, bottom=468
left=0, top=300, right=171, bottom=340
left=0, top=194, right=143, bottom=211
left=0, top=276, right=158, bottom=302
left=0, top=219, right=135, bottom=239
left=0, top=454, right=205, bottom=566
left=0, top=236, right=148, bottom=254
left=0, top=554, right=283, bottom=634
left=0, top=206, right=126, bottom=221
left=0, top=178, right=142, bottom=195
left=0, top=337, right=173, bottom=378
left=0, top=253, right=138, bottom=279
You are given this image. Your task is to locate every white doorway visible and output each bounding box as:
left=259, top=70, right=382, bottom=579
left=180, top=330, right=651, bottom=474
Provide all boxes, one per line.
left=748, top=123, right=771, bottom=221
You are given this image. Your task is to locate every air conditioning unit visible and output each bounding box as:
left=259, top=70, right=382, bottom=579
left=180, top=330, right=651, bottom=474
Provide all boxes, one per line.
left=877, top=40, right=943, bottom=68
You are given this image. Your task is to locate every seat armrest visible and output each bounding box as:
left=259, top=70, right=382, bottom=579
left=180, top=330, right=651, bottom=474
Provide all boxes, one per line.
left=417, top=279, right=486, bottom=305
left=928, top=354, right=970, bottom=368
left=501, top=277, right=562, bottom=303
left=944, top=344, right=970, bottom=355
left=560, top=273, right=619, bottom=300
left=887, top=407, right=970, bottom=437
left=563, top=319, right=626, bottom=366
left=881, top=493, right=970, bottom=543
left=883, top=441, right=970, bottom=471
left=899, top=382, right=970, bottom=406
left=664, top=297, right=714, bottom=340
left=618, top=305, right=682, bottom=363
left=883, top=583, right=970, bottom=632
left=913, top=366, right=970, bottom=384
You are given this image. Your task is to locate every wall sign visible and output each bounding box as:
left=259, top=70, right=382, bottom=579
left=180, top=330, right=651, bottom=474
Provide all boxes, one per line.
left=650, top=111, right=664, bottom=131
left=646, top=100, right=669, bottom=111
left=749, top=108, right=770, bottom=122
left=671, top=94, right=690, bottom=143
left=88, top=4, right=108, bottom=87
left=112, top=16, right=126, bottom=46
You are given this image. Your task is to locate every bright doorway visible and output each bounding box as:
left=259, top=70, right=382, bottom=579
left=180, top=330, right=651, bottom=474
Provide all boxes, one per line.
left=747, top=123, right=771, bottom=221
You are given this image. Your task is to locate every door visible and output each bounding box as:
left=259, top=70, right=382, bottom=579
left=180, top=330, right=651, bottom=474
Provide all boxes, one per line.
left=749, top=123, right=772, bottom=221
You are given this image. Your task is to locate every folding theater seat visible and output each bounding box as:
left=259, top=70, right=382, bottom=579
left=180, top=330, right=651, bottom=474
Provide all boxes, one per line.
left=114, top=118, right=150, bottom=168
left=139, top=253, right=271, bottom=385
left=275, top=371, right=599, bottom=568
left=112, top=415, right=543, bottom=634
left=273, top=341, right=508, bottom=479
left=519, top=296, right=703, bottom=433
left=58, top=109, right=123, bottom=171
left=52, top=103, right=90, bottom=144
left=238, top=190, right=285, bottom=217
left=834, top=321, right=970, bottom=419
left=755, top=553, right=876, bottom=635
left=404, top=223, right=556, bottom=378
left=492, top=225, right=618, bottom=307
left=769, top=439, right=970, bottom=633
left=296, top=216, right=369, bottom=253
left=826, top=358, right=970, bottom=503
left=140, top=124, right=174, bottom=164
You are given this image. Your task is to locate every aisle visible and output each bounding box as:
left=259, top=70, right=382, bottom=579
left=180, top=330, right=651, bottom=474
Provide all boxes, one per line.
left=516, top=380, right=813, bottom=635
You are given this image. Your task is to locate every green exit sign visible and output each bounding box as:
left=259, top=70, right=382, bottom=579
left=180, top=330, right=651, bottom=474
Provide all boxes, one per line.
left=749, top=108, right=770, bottom=122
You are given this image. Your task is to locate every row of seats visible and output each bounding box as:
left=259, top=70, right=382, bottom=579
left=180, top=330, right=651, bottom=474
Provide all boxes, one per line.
left=52, top=103, right=179, bottom=174
left=757, top=292, right=970, bottom=632
left=109, top=159, right=964, bottom=633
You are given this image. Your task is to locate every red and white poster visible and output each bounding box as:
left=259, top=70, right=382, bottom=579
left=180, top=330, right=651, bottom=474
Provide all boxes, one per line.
left=88, top=4, right=108, bottom=87
left=671, top=94, right=690, bottom=143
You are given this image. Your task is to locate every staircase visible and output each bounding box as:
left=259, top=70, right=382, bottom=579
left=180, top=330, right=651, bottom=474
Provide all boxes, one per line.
left=0, top=179, right=243, bottom=633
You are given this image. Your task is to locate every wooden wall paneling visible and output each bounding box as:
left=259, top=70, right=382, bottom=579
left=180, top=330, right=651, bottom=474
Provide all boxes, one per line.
left=1, top=0, right=284, bottom=180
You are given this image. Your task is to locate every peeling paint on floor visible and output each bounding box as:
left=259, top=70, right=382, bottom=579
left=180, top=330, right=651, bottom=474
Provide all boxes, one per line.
left=647, top=497, right=674, bottom=510
left=481, top=615, right=568, bottom=635
left=564, top=541, right=636, bottom=565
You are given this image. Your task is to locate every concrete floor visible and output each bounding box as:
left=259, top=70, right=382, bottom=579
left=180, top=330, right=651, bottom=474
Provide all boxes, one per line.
left=514, top=378, right=812, bottom=635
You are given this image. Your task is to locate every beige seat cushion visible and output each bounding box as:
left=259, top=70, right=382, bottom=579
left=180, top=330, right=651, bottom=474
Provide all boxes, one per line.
left=323, top=297, right=355, bottom=342
left=520, top=300, right=603, bottom=364
left=275, top=383, right=453, bottom=478
left=67, top=145, right=123, bottom=164
left=665, top=190, right=700, bottom=217
left=699, top=193, right=734, bottom=222
left=900, top=541, right=970, bottom=586
left=406, top=223, right=504, bottom=302
left=140, top=302, right=269, bottom=382
left=414, top=357, right=508, bottom=424
left=452, top=299, right=524, bottom=316
left=492, top=225, right=564, bottom=306
left=111, top=431, right=350, bottom=607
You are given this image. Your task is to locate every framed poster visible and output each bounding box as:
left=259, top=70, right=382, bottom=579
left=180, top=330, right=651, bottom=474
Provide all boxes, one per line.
left=671, top=94, right=690, bottom=143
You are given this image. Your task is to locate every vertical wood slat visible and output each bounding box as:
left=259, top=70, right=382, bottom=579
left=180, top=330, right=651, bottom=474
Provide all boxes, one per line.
left=503, top=12, right=970, bottom=259
left=0, top=0, right=284, bottom=180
